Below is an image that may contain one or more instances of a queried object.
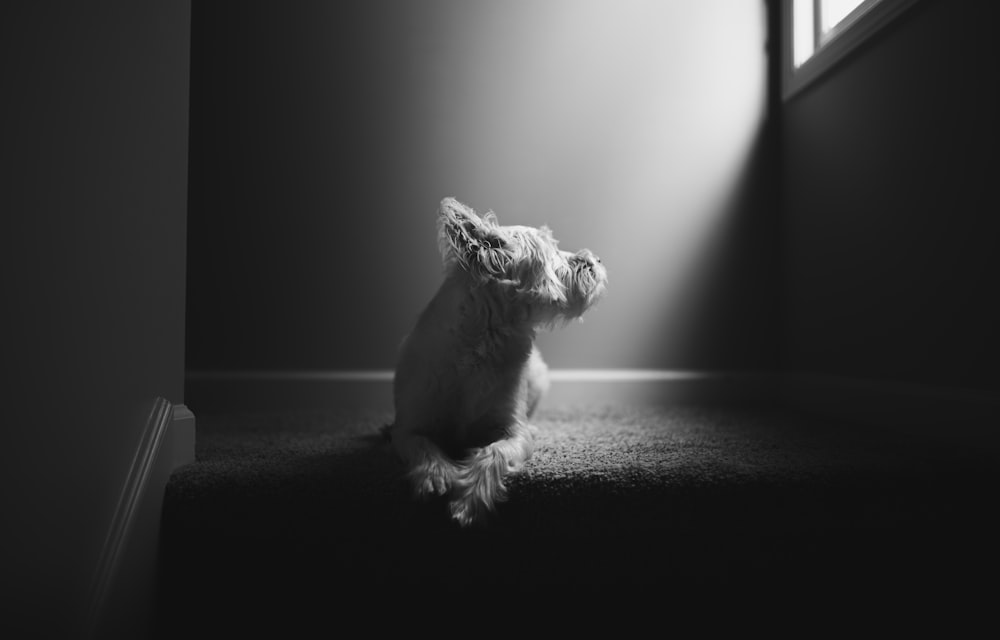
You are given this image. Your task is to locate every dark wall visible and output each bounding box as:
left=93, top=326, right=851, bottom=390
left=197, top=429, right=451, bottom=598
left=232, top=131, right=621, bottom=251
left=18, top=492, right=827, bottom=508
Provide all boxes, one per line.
left=1, top=2, right=190, bottom=636
left=781, top=0, right=999, bottom=392
left=184, top=0, right=413, bottom=372
left=185, top=0, right=779, bottom=376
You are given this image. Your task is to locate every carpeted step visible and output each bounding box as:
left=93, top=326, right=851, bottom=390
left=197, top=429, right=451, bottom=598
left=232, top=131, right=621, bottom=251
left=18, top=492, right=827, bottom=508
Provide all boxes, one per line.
left=153, top=404, right=997, bottom=635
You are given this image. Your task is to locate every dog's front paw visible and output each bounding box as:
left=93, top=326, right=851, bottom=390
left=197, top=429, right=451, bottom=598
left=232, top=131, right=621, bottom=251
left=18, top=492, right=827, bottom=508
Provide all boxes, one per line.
left=410, top=457, right=454, bottom=498
left=447, top=462, right=507, bottom=527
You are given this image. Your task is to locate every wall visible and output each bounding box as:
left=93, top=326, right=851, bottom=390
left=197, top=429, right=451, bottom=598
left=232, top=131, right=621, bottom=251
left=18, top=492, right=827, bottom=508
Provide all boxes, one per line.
left=781, top=0, right=999, bottom=393
left=185, top=0, right=777, bottom=391
left=0, top=2, right=190, bottom=636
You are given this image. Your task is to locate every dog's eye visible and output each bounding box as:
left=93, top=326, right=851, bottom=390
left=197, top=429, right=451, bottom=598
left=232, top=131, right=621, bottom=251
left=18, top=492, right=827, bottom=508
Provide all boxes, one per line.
left=484, top=236, right=504, bottom=250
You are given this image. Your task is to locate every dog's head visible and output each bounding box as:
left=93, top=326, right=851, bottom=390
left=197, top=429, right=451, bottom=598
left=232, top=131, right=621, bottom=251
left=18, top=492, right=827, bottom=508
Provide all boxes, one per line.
left=437, top=197, right=607, bottom=326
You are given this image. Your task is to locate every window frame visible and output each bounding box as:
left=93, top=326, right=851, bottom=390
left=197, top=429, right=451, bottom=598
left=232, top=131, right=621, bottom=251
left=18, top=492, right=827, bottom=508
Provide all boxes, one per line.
left=782, top=0, right=923, bottom=101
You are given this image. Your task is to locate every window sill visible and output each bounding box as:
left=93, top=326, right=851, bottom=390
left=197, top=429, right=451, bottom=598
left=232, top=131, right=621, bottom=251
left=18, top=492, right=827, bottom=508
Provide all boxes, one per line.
left=782, top=0, right=923, bottom=102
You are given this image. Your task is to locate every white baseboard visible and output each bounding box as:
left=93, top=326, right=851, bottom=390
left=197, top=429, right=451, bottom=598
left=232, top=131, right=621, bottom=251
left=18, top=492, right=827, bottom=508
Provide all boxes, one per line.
left=186, top=368, right=999, bottom=448
left=87, top=399, right=196, bottom=639
left=543, top=369, right=776, bottom=406
left=185, top=369, right=777, bottom=413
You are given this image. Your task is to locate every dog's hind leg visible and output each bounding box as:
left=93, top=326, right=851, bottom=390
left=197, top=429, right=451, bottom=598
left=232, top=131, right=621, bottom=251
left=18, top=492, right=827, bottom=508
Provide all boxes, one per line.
left=448, top=420, right=537, bottom=526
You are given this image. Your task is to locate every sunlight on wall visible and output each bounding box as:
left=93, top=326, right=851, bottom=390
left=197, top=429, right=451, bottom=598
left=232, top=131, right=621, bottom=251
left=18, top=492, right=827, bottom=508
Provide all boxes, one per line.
left=184, top=0, right=770, bottom=373
left=405, top=0, right=767, bottom=368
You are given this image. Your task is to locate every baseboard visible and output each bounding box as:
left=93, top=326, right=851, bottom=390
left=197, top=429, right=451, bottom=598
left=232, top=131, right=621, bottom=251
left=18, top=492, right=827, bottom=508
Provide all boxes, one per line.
left=186, top=368, right=1000, bottom=447
left=781, top=373, right=1000, bottom=448
left=544, top=370, right=777, bottom=407
left=87, top=400, right=196, bottom=639
left=185, top=369, right=778, bottom=413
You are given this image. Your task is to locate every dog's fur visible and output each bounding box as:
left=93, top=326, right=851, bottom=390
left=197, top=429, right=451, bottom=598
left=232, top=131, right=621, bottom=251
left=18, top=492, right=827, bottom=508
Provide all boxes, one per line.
left=385, top=197, right=607, bottom=526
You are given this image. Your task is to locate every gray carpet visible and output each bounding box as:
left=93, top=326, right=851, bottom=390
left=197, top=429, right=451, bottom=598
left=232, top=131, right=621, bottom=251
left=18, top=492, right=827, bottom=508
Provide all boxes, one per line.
left=155, top=403, right=997, bottom=634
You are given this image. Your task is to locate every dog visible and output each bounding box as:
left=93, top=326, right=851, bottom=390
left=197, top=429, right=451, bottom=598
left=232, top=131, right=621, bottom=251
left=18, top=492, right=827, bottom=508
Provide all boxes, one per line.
left=384, top=197, right=607, bottom=526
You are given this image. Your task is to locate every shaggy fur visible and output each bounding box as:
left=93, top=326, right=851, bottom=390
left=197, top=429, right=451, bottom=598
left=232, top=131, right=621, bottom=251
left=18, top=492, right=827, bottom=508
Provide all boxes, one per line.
left=385, top=197, right=607, bottom=526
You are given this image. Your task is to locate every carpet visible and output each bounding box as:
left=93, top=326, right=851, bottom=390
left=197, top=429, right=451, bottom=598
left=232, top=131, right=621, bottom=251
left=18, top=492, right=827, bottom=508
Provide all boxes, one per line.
left=154, top=402, right=997, bottom=634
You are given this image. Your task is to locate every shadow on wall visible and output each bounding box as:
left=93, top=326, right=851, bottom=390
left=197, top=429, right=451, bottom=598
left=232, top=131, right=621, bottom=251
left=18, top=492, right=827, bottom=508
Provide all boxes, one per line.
left=780, top=0, right=1000, bottom=393
left=185, top=0, right=775, bottom=376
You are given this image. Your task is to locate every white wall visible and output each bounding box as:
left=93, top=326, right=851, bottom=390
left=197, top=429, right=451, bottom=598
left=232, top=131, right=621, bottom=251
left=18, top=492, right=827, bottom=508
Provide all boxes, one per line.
left=186, top=0, right=772, bottom=376
left=406, top=0, right=770, bottom=368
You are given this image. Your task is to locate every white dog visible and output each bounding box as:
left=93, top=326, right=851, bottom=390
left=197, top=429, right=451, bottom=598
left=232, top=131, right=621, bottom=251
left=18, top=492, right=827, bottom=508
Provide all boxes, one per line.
left=385, top=197, right=607, bottom=526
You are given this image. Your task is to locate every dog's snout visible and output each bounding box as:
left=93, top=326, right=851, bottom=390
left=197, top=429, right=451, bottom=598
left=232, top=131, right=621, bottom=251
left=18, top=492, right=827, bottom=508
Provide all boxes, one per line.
left=575, top=249, right=601, bottom=266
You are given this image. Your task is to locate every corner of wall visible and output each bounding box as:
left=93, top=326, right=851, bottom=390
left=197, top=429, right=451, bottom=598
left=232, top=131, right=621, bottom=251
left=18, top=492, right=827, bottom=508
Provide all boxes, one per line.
left=87, top=400, right=196, bottom=639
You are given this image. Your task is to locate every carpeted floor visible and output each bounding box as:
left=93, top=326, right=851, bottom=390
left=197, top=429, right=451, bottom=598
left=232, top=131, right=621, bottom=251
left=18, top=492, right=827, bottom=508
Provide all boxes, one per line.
left=153, top=403, right=997, bottom=634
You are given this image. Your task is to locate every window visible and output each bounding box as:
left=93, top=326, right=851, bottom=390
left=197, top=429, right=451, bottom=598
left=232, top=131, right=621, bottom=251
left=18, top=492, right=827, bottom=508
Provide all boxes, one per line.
left=783, top=0, right=922, bottom=99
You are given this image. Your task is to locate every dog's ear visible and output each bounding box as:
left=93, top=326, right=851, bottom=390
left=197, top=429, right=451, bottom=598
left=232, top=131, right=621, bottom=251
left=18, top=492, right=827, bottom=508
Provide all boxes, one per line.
left=438, top=198, right=512, bottom=282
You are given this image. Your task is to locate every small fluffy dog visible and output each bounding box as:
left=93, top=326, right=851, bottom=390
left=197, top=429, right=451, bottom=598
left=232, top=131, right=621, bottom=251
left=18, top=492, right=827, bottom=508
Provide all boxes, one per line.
left=385, top=197, right=607, bottom=526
